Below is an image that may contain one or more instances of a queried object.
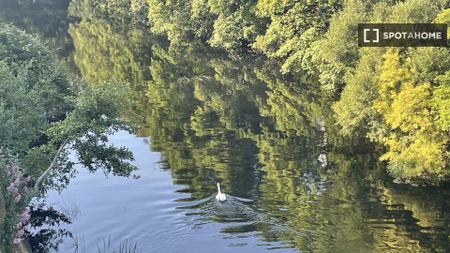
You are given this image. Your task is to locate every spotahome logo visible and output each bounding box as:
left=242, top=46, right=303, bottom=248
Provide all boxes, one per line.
left=358, top=23, right=448, bottom=47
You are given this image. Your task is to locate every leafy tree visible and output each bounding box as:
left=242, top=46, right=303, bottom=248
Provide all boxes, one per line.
left=366, top=47, right=448, bottom=183
left=330, top=1, right=449, bottom=184
left=45, top=81, right=138, bottom=180
left=0, top=22, right=139, bottom=246
left=304, top=0, right=368, bottom=92
left=147, top=0, right=263, bottom=50
left=253, top=0, right=343, bottom=74
left=147, top=0, right=202, bottom=45
left=332, top=48, right=384, bottom=137
left=0, top=22, right=72, bottom=157
left=208, top=0, right=263, bottom=50
left=431, top=71, right=450, bottom=132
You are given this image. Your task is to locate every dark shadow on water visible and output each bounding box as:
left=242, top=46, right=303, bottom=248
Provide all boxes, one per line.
left=26, top=201, right=73, bottom=253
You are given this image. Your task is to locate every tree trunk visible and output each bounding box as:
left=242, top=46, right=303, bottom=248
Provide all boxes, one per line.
left=34, top=138, right=69, bottom=190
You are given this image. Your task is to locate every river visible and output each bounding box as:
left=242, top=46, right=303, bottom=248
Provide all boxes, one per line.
left=0, top=0, right=449, bottom=252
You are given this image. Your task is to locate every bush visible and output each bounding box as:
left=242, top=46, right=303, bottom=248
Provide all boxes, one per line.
left=0, top=22, right=73, bottom=156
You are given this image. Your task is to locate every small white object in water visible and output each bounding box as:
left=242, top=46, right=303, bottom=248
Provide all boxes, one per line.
left=216, top=182, right=227, bottom=202
left=318, top=153, right=328, bottom=168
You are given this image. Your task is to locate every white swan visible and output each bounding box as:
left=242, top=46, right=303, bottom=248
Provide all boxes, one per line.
left=215, top=182, right=227, bottom=201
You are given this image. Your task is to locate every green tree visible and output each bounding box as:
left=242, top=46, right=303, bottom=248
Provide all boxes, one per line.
left=0, top=22, right=72, bottom=157
left=431, top=71, right=450, bottom=132
left=330, top=1, right=449, bottom=184
left=253, top=0, right=343, bottom=75
left=0, top=23, right=138, bottom=245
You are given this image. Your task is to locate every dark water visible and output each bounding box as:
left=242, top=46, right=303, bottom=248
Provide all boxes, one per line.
left=1, top=1, right=450, bottom=252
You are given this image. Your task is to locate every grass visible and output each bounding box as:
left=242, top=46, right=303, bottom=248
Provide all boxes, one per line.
left=97, top=237, right=140, bottom=253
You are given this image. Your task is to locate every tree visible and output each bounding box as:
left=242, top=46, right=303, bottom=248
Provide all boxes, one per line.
left=431, top=71, right=450, bottom=132
left=253, top=0, right=343, bottom=75
left=0, top=22, right=72, bottom=158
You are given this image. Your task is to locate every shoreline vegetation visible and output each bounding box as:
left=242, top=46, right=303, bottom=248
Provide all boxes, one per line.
left=0, top=23, right=137, bottom=248
left=67, top=0, right=450, bottom=185
left=0, top=0, right=449, bottom=249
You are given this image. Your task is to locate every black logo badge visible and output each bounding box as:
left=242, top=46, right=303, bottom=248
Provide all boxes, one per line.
left=358, top=24, right=448, bottom=47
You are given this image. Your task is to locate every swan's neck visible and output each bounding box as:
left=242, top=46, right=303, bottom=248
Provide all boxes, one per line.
left=217, top=183, right=222, bottom=194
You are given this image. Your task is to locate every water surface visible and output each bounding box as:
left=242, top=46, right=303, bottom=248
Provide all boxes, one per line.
left=30, top=132, right=297, bottom=253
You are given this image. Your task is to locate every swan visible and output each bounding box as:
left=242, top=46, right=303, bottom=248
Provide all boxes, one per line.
left=215, top=182, right=227, bottom=201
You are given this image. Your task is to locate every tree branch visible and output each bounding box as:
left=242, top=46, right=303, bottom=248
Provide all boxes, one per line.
left=34, top=138, right=69, bottom=190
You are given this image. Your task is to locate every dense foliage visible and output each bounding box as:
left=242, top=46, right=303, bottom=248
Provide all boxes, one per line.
left=0, top=23, right=137, bottom=246
left=329, top=2, right=450, bottom=184
left=0, top=22, right=71, bottom=246
left=0, top=22, right=73, bottom=168
left=138, top=0, right=450, bottom=185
